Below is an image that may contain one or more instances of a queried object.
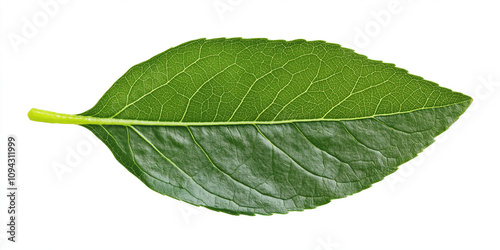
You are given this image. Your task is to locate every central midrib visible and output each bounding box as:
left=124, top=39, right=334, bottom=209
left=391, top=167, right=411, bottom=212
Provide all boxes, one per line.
left=28, top=99, right=471, bottom=126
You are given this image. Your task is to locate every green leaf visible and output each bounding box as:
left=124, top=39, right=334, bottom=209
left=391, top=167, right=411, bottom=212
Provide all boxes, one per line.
left=29, top=38, right=472, bottom=215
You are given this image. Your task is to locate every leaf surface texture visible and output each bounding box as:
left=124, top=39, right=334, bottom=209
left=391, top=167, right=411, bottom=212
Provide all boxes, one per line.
left=39, top=38, right=473, bottom=215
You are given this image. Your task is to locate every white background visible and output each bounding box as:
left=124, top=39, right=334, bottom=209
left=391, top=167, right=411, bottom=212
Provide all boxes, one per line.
left=1, top=1, right=499, bottom=249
